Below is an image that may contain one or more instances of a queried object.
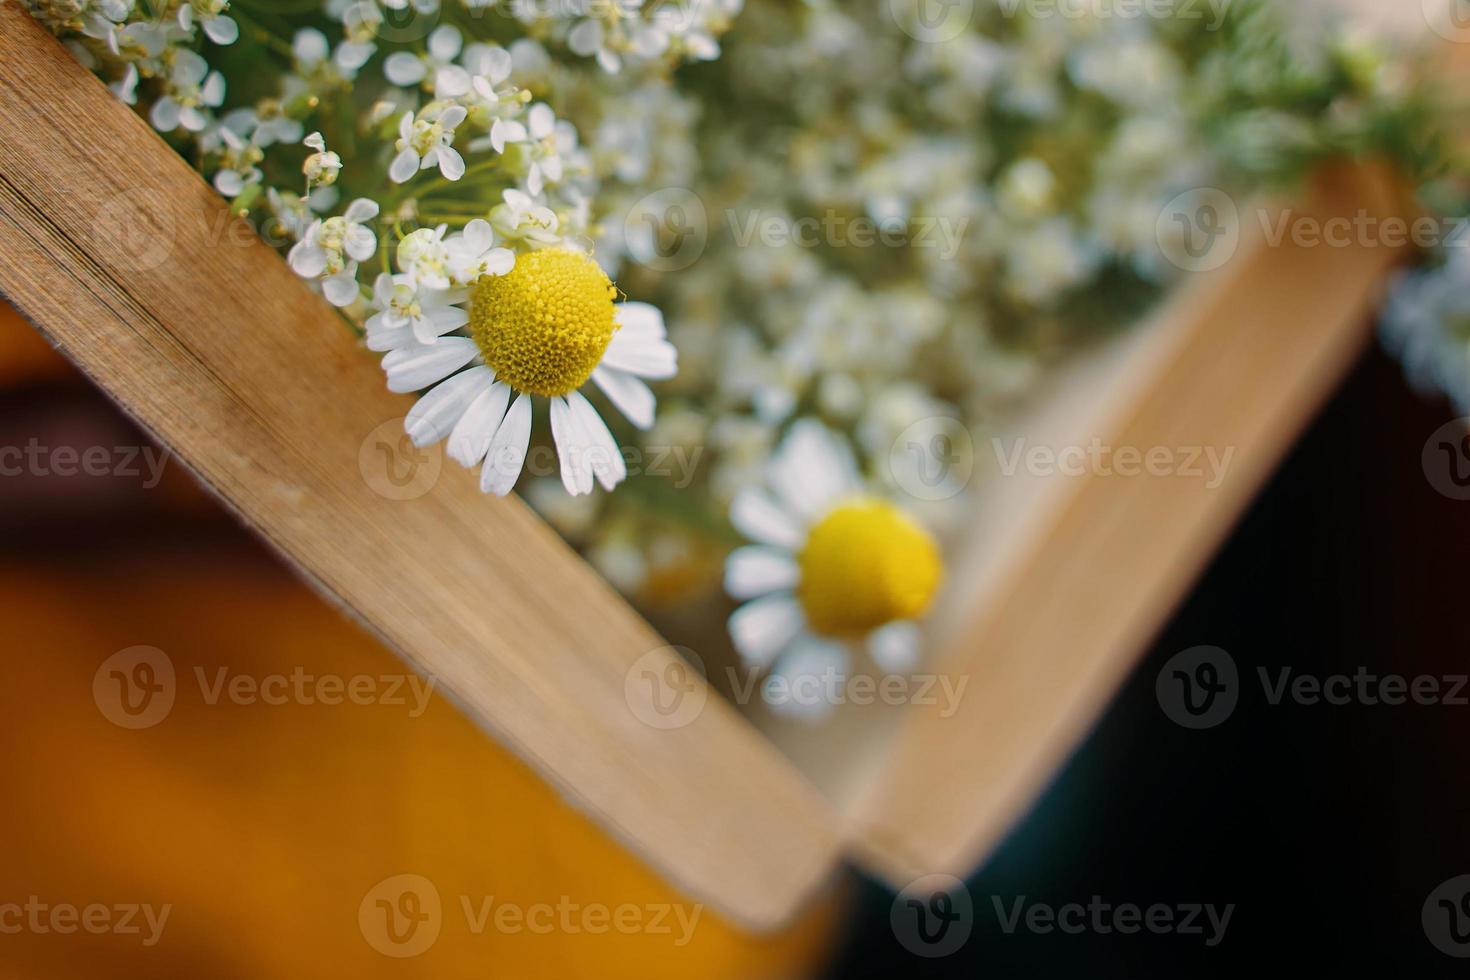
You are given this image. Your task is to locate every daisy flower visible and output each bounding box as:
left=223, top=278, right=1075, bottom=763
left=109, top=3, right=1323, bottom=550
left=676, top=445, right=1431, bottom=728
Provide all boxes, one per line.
left=725, top=421, right=943, bottom=720
left=378, top=247, right=677, bottom=496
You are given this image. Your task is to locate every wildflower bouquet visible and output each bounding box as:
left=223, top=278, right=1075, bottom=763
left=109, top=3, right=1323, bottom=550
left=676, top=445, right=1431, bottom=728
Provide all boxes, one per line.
left=24, top=0, right=1468, bottom=720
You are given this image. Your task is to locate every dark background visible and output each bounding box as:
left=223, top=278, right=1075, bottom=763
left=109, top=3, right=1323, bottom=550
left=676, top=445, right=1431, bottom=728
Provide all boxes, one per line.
left=828, top=344, right=1470, bottom=975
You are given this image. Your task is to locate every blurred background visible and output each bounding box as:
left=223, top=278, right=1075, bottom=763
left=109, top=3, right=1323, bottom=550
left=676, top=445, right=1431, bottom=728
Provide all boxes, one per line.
left=4, top=253, right=1470, bottom=975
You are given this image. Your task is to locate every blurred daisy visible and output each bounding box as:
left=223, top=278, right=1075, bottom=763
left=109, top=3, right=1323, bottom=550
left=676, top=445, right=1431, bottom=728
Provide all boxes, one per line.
left=725, top=421, right=943, bottom=720
left=378, top=247, right=677, bottom=496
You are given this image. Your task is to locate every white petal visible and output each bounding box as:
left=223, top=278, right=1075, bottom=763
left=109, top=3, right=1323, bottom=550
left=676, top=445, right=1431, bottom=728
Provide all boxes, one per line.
left=203, top=15, right=238, bottom=44
left=389, top=149, right=419, bottom=184
left=436, top=145, right=465, bottom=181
left=490, top=118, right=526, bottom=153
left=293, top=27, right=328, bottom=63
left=344, top=198, right=380, bottom=223
left=436, top=104, right=467, bottom=130
left=288, top=242, right=327, bottom=278
left=435, top=65, right=470, bottom=97
left=549, top=396, right=593, bottom=496
left=728, top=594, right=804, bottom=669
left=729, top=487, right=806, bottom=549
left=200, top=72, right=225, bottom=106
left=567, top=19, right=603, bottom=56
left=462, top=218, right=495, bottom=254
left=322, top=273, right=360, bottom=307
left=481, top=247, right=514, bottom=277
left=603, top=306, right=676, bottom=378
left=481, top=393, right=532, bottom=495
left=213, top=169, right=243, bottom=197
left=591, top=366, right=655, bottom=430
left=344, top=225, right=377, bottom=262
left=768, top=420, right=859, bottom=522
left=725, top=546, right=799, bottom=600
left=365, top=316, right=414, bottom=352
left=447, top=381, right=511, bottom=467
left=867, top=621, right=921, bottom=674
left=567, top=390, right=626, bottom=491
left=150, top=97, right=181, bottom=132
left=614, top=301, right=666, bottom=339
left=428, top=24, right=462, bottom=60
left=766, top=638, right=847, bottom=723
left=527, top=102, right=555, bottom=139
left=382, top=337, right=478, bottom=393
left=384, top=52, right=427, bottom=86
left=404, top=365, right=491, bottom=446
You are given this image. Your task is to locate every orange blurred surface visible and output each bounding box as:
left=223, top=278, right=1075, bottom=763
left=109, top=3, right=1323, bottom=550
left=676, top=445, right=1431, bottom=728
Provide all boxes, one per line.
left=0, top=305, right=840, bottom=977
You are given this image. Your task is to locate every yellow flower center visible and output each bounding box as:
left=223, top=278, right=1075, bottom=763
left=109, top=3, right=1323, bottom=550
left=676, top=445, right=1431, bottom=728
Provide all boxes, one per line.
left=797, top=498, right=942, bottom=637
left=468, top=248, right=619, bottom=397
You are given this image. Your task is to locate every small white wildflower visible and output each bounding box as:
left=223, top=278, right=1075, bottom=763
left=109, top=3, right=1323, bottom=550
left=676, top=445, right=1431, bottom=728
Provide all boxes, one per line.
left=396, top=226, right=453, bottom=290
left=177, top=0, right=239, bottom=45
left=384, top=24, right=463, bottom=90
left=288, top=198, right=379, bottom=306
left=150, top=51, right=226, bottom=133
left=490, top=188, right=561, bottom=248
left=302, top=132, right=343, bottom=188
left=389, top=104, right=468, bottom=183
left=364, top=273, right=469, bottom=348
left=445, top=219, right=515, bottom=285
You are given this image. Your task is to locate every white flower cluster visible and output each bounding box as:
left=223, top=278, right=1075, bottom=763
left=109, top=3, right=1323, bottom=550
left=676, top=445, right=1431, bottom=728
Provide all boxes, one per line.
left=29, top=0, right=1457, bottom=718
